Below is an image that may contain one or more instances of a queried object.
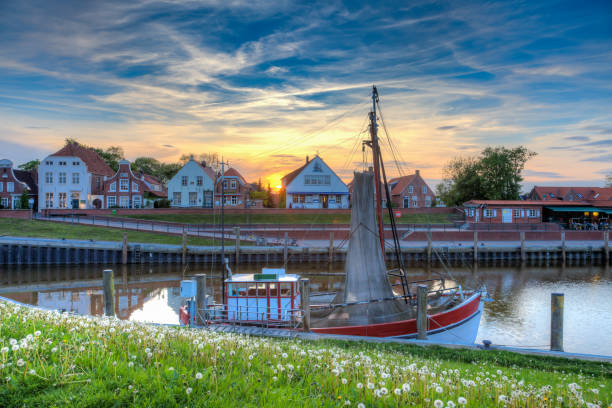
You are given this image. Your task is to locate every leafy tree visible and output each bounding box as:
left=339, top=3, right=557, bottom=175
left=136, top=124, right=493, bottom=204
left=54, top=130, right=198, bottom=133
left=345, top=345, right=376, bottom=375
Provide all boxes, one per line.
left=179, top=153, right=220, bottom=172
left=94, top=146, right=124, bottom=171
left=436, top=146, right=536, bottom=207
left=18, top=159, right=40, bottom=171
left=19, top=191, right=30, bottom=209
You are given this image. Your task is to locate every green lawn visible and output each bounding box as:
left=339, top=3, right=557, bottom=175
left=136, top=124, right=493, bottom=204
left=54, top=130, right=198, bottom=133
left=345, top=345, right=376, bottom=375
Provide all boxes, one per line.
left=0, top=218, right=236, bottom=246
left=118, top=212, right=454, bottom=225
left=0, top=300, right=609, bottom=407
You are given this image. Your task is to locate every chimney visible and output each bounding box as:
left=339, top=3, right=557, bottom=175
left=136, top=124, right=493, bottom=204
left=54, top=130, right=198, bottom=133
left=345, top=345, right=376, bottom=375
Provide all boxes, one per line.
left=306, top=155, right=309, bottom=163
left=189, top=154, right=194, bottom=161
left=415, top=169, right=420, bottom=176
left=201, top=161, right=207, bottom=168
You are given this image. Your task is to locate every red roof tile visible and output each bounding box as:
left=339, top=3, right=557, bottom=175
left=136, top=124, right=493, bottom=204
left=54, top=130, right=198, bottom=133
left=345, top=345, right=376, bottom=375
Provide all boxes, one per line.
left=50, top=143, right=114, bottom=177
left=222, top=167, right=248, bottom=185
left=388, top=174, right=417, bottom=195
left=195, top=162, right=216, bottom=181
left=281, top=162, right=308, bottom=187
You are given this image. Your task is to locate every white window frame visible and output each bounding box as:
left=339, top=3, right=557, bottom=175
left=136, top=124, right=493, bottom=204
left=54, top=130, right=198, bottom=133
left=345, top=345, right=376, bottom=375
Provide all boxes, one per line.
left=514, top=209, right=521, bottom=218
left=107, top=196, right=116, bottom=207
left=422, top=186, right=427, bottom=194
left=484, top=209, right=495, bottom=218
left=58, top=192, right=67, bottom=208
left=132, top=195, right=142, bottom=208
left=58, top=172, right=66, bottom=184
left=181, top=176, right=188, bottom=186
left=528, top=209, right=537, bottom=218
left=72, top=173, right=79, bottom=184
left=0, top=182, right=3, bottom=192
left=231, top=196, right=237, bottom=205
left=408, top=185, right=414, bottom=194
left=189, top=192, right=197, bottom=206
left=45, top=192, right=54, bottom=208
left=230, top=179, right=237, bottom=189
left=1, top=197, right=8, bottom=208
left=7, top=182, right=14, bottom=193
left=109, top=182, right=116, bottom=192
left=45, top=172, right=53, bottom=184
left=132, top=182, right=139, bottom=192
left=173, top=192, right=181, bottom=205
left=119, top=179, right=129, bottom=192
left=12, top=197, right=20, bottom=209
left=119, top=196, right=129, bottom=208
left=197, top=176, right=203, bottom=186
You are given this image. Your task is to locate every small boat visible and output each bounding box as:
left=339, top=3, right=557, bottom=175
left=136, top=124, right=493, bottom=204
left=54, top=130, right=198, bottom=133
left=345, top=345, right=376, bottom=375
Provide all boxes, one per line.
left=181, top=86, right=485, bottom=345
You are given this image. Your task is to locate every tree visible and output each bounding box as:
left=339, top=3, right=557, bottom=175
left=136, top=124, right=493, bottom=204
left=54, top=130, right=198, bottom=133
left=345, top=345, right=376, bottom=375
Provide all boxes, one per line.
left=94, top=146, right=124, bottom=171
left=18, top=159, right=40, bottom=171
left=436, top=146, right=536, bottom=207
left=179, top=153, right=220, bottom=172
left=19, top=191, right=30, bottom=209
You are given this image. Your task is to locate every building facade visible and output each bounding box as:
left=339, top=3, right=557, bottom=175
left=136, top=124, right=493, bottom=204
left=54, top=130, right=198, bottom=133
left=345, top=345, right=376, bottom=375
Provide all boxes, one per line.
left=281, top=155, right=349, bottom=209
left=387, top=170, right=435, bottom=208
left=0, top=159, right=37, bottom=209
left=167, top=157, right=215, bottom=208
left=215, top=167, right=251, bottom=207
left=528, top=186, right=612, bottom=203
left=38, top=142, right=114, bottom=211
left=102, top=160, right=149, bottom=208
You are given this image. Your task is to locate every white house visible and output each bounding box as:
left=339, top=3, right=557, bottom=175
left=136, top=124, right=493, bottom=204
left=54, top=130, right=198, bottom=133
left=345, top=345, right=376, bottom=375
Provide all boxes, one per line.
left=38, top=142, right=114, bottom=211
left=281, top=155, right=349, bottom=209
left=168, top=156, right=216, bottom=208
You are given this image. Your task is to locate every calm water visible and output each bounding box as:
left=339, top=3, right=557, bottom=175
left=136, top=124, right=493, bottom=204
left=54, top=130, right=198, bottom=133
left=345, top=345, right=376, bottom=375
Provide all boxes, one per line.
left=1, top=263, right=610, bottom=355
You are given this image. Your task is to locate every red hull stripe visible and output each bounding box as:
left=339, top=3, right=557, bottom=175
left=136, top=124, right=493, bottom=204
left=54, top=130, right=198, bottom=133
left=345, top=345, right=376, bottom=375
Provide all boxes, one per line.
left=311, top=294, right=481, bottom=338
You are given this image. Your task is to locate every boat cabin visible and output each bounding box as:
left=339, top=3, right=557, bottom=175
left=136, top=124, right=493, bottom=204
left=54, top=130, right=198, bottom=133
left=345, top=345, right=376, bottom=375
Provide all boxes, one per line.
left=225, top=268, right=301, bottom=322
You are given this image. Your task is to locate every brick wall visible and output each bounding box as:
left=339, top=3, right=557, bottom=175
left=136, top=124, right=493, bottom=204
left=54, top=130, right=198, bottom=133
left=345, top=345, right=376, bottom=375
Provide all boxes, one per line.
left=0, top=210, right=31, bottom=219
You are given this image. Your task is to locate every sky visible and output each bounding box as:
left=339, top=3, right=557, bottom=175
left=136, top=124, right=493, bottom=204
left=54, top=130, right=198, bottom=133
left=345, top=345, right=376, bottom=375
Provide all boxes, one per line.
left=0, top=0, right=611, bottom=191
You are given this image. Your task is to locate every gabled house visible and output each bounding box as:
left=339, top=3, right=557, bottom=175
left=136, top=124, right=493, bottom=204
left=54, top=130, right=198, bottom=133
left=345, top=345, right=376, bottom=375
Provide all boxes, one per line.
left=215, top=167, right=251, bottom=207
left=38, top=142, right=114, bottom=211
left=281, top=155, right=348, bottom=209
left=168, top=156, right=216, bottom=207
left=103, top=160, right=149, bottom=208
left=0, top=159, right=38, bottom=209
left=387, top=170, right=435, bottom=208
left=528, top=186, right=612, bottom=203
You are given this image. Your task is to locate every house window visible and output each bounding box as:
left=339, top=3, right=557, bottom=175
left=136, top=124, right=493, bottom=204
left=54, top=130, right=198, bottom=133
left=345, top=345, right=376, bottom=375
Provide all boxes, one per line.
left=189, top=192, right=197, bottom=206
left=58, top=172, right=66, bottom=184
left=173, top=192, right=181, bottom=205
left=12, top=197, right=20, bottom=209
left=45, top=172, right=53, bottom=183
left=467, top=209, right=474, bottom=217
left=408, top=185, right=414, bottom=194
left=119, top=196, right=129, bottom=208
left=120, top=173, right=128, bottom=177
left=132, top=182, right=139, bottom=192
left=132, top=196, right=142, bottom=208
left=45, top=161, right=53, bottom=166
left=230, top=180, right=236, bottom=189
left=514, top=209, right=521, bottom=218
left=58, top=161, right=66, bottom=166
left=313, top=162, right=322, bottom=172
left=0, top=198, right=8, bottom=208
left=58, top=192, right=67, bottom=208
left=528, top=209, right=537, bottom=217
left=422, top=186, right=427, bottom=194
left=412, top=196, right=418, bottom=208
left=335, top=195, right=343, bottom=204
left=107, top=196, right=116, bottom=207
left=231, top=196, right=237, bottom=205
left=403, top=197, right=409, bottom=208
left=425, top=196, right=431, bottom=207
left=109, top=182, right=116, bottom=192
left=0, top=182, right=3, bottom=192
left=293, top=194, right=305, bottom=203
left=484, top=209, right=494, bottom=218
left=181, top=176, right=188, bottom=186
left=72, top=173, right=79, bottom=184
left=223, top=180, right=228, bottom=189
left=7, top=182, right=14, bottom=192
left=119, top=179, right=129, bottom=192
left=71, top=192, right=79, bottom=208
left=45, top=192, right=54, bottom=208
left=197, top=176, right=203, bottom=186
left=96, top=176, right=101, bottom=190
left=304, top=175, right=330, bottom=185
left=73, top=161, right=80, bottom=166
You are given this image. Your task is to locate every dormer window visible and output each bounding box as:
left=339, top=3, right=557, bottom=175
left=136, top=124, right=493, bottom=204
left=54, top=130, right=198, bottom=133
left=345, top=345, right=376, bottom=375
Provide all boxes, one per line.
left=313, top=162, right=322, bottom=172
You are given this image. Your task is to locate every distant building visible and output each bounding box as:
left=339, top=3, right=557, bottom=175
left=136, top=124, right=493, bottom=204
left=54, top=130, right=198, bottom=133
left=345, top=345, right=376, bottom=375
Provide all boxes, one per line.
left=38, top=142, right=114, bottom=211
left=167, top=156, right=215, bottom=208
left=387, top=170, right=435, bottom=208
left=215, top=167, right=251, bottom=207
left=102, top=160, right=149, bottom=208
left=281, top=155, right=348, bottom=209
left=0, top=159, right=37, bottom=209
left=528, top=186, right=612, bottom=203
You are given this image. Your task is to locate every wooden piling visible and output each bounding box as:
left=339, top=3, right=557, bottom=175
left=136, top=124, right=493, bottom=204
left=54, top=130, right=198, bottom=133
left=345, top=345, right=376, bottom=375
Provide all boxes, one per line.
left=520, top=232, right=526, bottom=263
left=561, top=231, right=566, bottom=265
left=328, top=232, right=334, bottom=264
left=283, top=232, right=288, bottom=269
left=234, top=227, right=240, bottom=266
left=426, top=230, right=432, bottom=265
left=416, top=285, right=428, bottom=340
left=102, top=269, right=115, bottom=317
left=182, top=228, right=187, bottom=265
left=473, top=231, right=478, bottom=263
left=299, top=278, right=311, bottom=331
left=604, top=231, right=609, bottom=265
left=121, top=233, right=128, bottom=265
left=550, top=293, right=564, bottom=352
left=194, top=274, right=206, bottom=325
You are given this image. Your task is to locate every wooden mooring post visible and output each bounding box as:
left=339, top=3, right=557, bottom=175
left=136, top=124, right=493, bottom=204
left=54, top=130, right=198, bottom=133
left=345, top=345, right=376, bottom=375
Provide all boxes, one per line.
left=520, top=232, right=526, bottom=263
left=473, top=231, right=478, bottom=263
left=122, top=233, right=128, bottom=265
left=426, top=230, right=432, bottom=265
left=194, top=274, right=206, bottom=326
left=604, top=231, right=609, bottom=265
left=182, top=228, right=187, bottom=265
left=283, top=232, right=288, bottom=269
left=102, top=269, right=115, bottom=317
left=561, top=231, right=566, bottom=265
left=328, top=232, right=334, bottom=264
left=234, top=227, right=240, bottom=266
left=299, top=278, right=311, bottom=331
left=417, top=285, right=428, bottom=340
left=550, top=293, right=564, bottom=352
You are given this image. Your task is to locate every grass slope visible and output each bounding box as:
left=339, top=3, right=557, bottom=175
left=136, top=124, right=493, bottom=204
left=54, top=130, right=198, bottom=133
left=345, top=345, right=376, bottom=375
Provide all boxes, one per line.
left=118, top=212, right=453, bottom=225
left=0, top=301, right=609, bottom=407
left=0, top=218, right=234, bottom=246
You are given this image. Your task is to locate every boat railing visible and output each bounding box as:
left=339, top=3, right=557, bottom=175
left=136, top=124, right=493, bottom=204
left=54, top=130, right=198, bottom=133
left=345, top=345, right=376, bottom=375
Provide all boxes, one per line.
left=194, top=304, right=306, bottom=331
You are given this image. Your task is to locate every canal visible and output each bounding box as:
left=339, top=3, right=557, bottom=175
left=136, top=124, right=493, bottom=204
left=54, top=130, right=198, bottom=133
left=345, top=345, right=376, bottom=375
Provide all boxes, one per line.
left=1, top=263, right=610, bottom=355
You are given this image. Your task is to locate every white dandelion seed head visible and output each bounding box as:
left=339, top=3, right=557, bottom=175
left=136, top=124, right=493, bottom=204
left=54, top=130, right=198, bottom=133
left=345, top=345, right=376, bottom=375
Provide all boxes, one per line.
left=196, top=372, right=203, bottom=380
left=458, top=397, right=467, bottom=405
left=186, top=387, right=192, bottom=395
left=434, top=400, right=444, bottom=408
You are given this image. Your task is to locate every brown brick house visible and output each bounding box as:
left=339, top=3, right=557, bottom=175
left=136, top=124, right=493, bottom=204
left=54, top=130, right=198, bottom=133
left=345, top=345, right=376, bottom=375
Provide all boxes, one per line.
left=0, top=159, right=37, bottom=209
left=528, top=186, right=612, bottom=203
left=387, top=170, right=435, bottom=208
left=103, top=160, right=149, bottom=208
left=214, top=167, right=251, bottom=207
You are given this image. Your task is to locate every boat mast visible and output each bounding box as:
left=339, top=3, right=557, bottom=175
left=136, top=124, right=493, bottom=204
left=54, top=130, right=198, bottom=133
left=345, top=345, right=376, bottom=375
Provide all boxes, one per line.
left=369, top=86, right=386, bottom=256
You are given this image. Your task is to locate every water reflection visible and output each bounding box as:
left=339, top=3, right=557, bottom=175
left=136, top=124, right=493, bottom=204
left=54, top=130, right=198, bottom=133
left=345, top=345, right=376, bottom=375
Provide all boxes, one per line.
left=1, top=263, right=610, bottom=355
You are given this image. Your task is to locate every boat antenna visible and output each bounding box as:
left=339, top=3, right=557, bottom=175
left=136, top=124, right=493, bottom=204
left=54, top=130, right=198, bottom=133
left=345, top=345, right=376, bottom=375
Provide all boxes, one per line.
left=219, top=156, right=230, bottom=304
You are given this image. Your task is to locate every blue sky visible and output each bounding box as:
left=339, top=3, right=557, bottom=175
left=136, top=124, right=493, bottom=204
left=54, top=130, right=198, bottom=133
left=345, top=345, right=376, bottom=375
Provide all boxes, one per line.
left=0, top=0, right=610, bottom=189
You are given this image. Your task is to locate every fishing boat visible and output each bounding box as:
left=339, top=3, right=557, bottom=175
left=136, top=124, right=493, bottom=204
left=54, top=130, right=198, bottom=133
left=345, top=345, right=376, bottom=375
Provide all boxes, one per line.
left=181, top=86, right=485, bottom=344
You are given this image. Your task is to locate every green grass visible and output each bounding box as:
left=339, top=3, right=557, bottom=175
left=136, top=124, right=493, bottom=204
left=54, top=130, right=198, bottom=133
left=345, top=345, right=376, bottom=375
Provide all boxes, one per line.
left=118, top=212, right=454, bottom=225
left=0, top=301, right=610, bottom=407
left=0, top=218, right=237, bottom=246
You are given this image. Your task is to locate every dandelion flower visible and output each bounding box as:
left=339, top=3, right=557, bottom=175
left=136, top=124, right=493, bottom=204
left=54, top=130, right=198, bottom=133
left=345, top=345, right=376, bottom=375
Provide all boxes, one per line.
left=356, top=383, right=363, bottom=389
left=16, top=359, right=25, bottom=367
left=394, top=388, right=401, bottom=395
left=357, top=404, right=365, bottom=408
left=458, top=397, right=467, bottom=405
left=402, top=383, right=410, bottom=393
left=342, top=378, right=348, bottom=384
left=28, top=369, right=36, bottom=375
left=196, top=372, right=203, bottom=380
left=436, top=386, right=443, bottom=393
left=434, top=400, right=444, bottom=408
left=186, top=387, right=192, bottom=395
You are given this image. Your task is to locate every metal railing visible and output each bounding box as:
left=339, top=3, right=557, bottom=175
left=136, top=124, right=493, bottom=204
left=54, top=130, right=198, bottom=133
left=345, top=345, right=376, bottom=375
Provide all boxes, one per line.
left=195, top=304, right=305, bottom=331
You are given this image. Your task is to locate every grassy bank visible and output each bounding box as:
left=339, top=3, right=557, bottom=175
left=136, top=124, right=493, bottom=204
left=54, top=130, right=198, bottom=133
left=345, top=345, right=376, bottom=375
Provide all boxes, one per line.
left=119, top=212, right=454, bottom=225
left=0, top=218, right=236, bottom=246
left=0, top=301, right=609, bottom=407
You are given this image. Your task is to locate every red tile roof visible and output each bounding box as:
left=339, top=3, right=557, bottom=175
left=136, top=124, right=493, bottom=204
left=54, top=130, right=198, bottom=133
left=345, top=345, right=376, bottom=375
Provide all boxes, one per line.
left=50, top=143, right=114, bottom=177
left=388, top=174, right=417, bottom=195
left=195, top=162, right=216, bottom=181
left=222, top=167, right=248, bottom=185
left=464, top=200, right=589, bottom=206
left=531, top=186, right=612, bottom=202
left=281, top=162, right=308, bottom=187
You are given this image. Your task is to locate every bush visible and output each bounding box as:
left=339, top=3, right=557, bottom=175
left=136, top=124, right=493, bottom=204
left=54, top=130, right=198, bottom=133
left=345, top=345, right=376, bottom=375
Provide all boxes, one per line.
left=154, top=199, right=171, bottom=208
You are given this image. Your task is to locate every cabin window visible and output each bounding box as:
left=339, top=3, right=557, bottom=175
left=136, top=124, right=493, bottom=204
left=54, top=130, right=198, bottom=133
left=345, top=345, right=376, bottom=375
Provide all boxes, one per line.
left=280, top=283, right=291, bottom=297
left=293, top=194, right=305, bottom=203
left=484, top=209, right=494, bottom=218
left=269, top=283, right=278, bottom=296
left=257, top=283, right=267, bottom=297
left=247, top=283, right=257, bottom=296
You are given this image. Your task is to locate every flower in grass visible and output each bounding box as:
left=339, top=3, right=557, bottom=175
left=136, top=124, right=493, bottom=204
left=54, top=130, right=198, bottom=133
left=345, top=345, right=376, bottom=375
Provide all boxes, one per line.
left=458, top=397, right=467, bottom=405
left=356, top=383, right=363, bottom=389
left=367, top=382, right=375, bottom=389
left=448, top=401, right=456, bottom=408
left=128, top=362, right=134, bottom=368
left=186, top=387, right=192, bottom=395
left=436, top=386, right=443, bottom=393
left=379, top=387, right=388, bottom=396
left=357, top=404, right=365, bottom=408
left=0, top=347, right=7, bottom=354
left=11, top=345, right=19, bottom=352
left=434, top=400, right=444, bottom=408
left=28, top=369, right=36, bottom=375
left=394, top=388, right=401, bottom=396
left=344, top=401, right=350, bottom=406
left=16, top=359, right=24, bottom=367
left=499, top=395, right=507, bottom=403
left=168, top=367, right=174, bottom=371
left=195, top=372, right=203, bottom=380
left=402, top=383, right=410, bottom=393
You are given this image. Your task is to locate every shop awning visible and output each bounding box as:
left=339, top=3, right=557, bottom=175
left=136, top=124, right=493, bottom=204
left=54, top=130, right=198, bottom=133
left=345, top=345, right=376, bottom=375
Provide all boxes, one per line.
left=544, top=206, right=598, bottom=212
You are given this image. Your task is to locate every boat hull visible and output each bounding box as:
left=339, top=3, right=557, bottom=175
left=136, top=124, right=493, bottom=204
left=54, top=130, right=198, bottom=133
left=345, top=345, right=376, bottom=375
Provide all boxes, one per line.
left=311, top=293, right=483, bottom=345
